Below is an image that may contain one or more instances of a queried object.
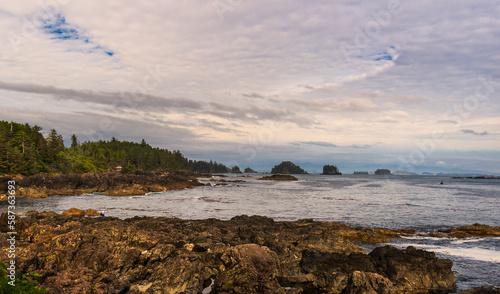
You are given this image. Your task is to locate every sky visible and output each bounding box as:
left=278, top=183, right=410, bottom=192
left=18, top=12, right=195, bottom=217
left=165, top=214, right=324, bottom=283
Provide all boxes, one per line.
left=0, top=0, right=499, bottom=174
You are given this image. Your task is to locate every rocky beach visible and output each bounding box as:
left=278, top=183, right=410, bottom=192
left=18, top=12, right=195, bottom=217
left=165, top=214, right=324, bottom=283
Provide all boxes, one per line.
left=0, top=213, right=467, bottom=294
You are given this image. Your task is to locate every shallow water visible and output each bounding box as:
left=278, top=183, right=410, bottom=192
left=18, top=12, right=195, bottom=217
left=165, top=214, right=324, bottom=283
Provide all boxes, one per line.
left=2, top=174, right=499, bottom=291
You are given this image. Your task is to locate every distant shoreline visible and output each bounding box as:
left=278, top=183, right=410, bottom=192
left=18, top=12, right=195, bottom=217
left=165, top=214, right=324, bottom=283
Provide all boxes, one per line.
left=0, top=170, right=205, bottom=198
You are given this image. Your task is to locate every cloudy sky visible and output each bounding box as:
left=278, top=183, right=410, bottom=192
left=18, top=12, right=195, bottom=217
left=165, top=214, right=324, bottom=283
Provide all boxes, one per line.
left=0, top=0, right=499, bottom=173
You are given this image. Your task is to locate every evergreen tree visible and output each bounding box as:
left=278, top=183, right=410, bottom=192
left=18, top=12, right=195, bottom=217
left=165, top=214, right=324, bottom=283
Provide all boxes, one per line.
left=271, top=161, right=307, bottom=174
left=71, top=134, right=79, bottom=148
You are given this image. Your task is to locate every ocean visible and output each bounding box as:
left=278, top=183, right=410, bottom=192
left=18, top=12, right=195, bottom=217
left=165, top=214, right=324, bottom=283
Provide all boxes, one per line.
left=10, top=174, right=500, bottom=291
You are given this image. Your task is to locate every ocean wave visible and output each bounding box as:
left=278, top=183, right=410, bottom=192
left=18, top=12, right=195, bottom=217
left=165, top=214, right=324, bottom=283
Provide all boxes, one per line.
left=395, top=243, right=500, bottom=263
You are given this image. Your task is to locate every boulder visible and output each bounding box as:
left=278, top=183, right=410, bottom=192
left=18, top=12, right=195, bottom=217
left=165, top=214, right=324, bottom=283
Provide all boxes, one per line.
left=85, top=209, right=100, bottom=216
left=62, top=208, right=86, bottom=216
left=369, top=245, right=456, bottom=292
left=25, top=210, right=39, bottom=216
left=214, top=244, right=284, bottom=294
left=39, top=211, right=59, bottom=217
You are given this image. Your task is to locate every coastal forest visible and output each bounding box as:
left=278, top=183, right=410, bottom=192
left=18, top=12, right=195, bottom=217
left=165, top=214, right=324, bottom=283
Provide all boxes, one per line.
left=0, top=121, right=190, bottom=176
left=271, top=161, right=307, bottom=174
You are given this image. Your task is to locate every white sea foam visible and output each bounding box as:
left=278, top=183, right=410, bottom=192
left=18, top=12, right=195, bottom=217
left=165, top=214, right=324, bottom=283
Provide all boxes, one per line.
left=450, top=238, right=489, bottom=245
left=397, top=243, right=500, bottom=263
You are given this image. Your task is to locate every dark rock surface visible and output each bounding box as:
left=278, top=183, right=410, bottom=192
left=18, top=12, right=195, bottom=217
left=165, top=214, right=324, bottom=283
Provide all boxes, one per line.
left=0, top=214, right=458, bottom=294
left=0, top=170, right=204, bottom=198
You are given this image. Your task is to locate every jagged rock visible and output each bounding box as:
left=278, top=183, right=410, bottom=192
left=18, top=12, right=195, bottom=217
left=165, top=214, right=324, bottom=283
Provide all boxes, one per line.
left=214, top=244, right=284, bottom=294
left=369, top=245, right=456, bottom=292
left=0, top=215, right=461, bottom=294
left=346, top=271, right=395, bottom=294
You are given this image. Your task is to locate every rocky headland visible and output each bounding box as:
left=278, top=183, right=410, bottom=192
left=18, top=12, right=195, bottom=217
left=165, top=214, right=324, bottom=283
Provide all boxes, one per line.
left=0, top=170, right=204, bottom=198
left=0, top=214, right=462, bottom=294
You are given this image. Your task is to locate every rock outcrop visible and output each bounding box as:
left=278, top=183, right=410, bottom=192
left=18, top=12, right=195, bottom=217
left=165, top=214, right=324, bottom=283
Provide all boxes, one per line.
left=0, top=170, right=204, bottom=198
left=431, top=223, right=500, bottom=238
left=375, top=169, right=392, bottom=175
left=0, top=214, right=457, bottom=294
left=259, top=174, right=298, bottom=181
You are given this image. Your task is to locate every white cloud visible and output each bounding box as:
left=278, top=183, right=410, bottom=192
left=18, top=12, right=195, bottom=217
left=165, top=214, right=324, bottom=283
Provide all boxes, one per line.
left=1, top=0, right=499, bottom=172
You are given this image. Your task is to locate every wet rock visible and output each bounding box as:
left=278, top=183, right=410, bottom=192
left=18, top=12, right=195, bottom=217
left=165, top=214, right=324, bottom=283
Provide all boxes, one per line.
left=62, top=208, right=86, bottom=216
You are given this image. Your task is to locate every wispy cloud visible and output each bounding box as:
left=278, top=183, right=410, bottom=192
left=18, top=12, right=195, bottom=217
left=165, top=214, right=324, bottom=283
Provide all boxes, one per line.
left=1, top=0, right=499, bottom=173
left=293, top=141, right=339, bottom=148
left=461, top=129, right=490, bottom=136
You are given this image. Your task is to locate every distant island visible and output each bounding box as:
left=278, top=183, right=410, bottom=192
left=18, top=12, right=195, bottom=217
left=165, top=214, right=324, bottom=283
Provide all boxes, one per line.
left=259, top=174, right=298, bottom=181
left=321, top=164, right=342, bottom=175
left=353, top=171, right=369, bottom=175
left=375, top=169, right=392, bottom=175
left=271, top=161, right=307, bottom=174
left=231, top=166, right=242, bottom=173
left=244, top=167, right=257, bottom=173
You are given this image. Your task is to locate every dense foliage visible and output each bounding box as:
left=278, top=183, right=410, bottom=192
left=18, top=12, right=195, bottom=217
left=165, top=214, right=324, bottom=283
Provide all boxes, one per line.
left=271, top=161, right=307, bottom=174
left=244, top=167, right=257, bottom=173
left=375, top=169, right=391, bottom=175
left=0, top=260, right=46, bottom=293
left=322, top=164, right=341, bottom=175
left=187, top=159, right=229, bottom=173
left=0, top=121, right=189, bottom=175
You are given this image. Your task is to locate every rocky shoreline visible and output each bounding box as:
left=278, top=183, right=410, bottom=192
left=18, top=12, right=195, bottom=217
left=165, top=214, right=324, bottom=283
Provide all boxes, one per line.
left=3, top=213, right=487, bottom=294
left=0, top=170, right=205, bottom=198
left=1, top=213, right=498, bottom=293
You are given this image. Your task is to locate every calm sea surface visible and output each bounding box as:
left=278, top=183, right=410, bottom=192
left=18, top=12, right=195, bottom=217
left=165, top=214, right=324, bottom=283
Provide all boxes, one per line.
left=4, top=174, right=500, bottom=291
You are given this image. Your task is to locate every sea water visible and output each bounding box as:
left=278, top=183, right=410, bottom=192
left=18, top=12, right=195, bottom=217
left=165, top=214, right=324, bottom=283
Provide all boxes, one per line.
left=6, top=174, right=500, bottom=291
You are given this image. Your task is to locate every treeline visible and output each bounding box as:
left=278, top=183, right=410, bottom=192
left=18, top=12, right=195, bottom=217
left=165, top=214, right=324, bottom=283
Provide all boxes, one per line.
left=188, top=159, right=230, bottom=173
left=0, top=121, right=189, bottom=175
left=271, top=161, right=307, bottom=174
